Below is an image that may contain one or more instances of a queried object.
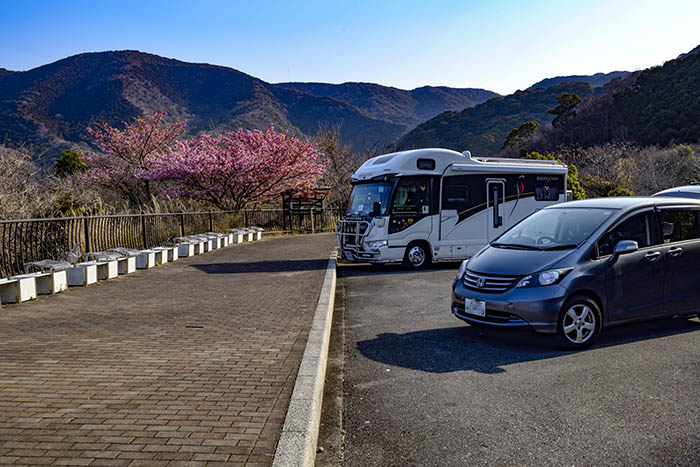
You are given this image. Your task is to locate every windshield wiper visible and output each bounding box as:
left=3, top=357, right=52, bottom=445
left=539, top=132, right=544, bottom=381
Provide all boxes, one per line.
left=540, top=244, right=578, bottom=251
left=490, top=242, right=543, bottom=251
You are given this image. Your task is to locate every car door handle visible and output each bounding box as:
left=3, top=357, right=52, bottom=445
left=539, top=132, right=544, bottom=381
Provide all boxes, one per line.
left=668, top=247, right=683, bottom=257
left=644, top=251, right=661, bottom=262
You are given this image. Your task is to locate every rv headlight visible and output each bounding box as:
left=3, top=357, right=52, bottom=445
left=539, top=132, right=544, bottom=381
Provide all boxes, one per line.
left=365, top=240, right=388, bottom=250
left=456, top=259, right=469, bottom=280
left=515, top=268, right=572, bottom=288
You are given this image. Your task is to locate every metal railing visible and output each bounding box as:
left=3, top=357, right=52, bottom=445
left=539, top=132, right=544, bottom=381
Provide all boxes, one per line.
left=0, top=208, right=344, bottom=277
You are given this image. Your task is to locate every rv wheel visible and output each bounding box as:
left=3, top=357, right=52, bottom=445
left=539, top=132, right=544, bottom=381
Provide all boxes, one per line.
left=403, top=242, right=431, bottom=269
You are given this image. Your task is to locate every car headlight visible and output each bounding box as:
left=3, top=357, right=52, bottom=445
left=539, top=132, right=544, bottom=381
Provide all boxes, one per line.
left=456, top=259, right=469, bottom=280
left=515, top=268, right=572, bottom=288
left=365, top=240, right=388, bottom=250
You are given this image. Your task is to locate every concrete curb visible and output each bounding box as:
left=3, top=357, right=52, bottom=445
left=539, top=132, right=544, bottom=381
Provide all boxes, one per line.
left=272, top=252, right=337, bottom=467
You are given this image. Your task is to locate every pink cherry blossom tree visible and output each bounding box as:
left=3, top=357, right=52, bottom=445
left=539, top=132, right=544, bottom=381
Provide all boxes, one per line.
left=85, top=112, right=187, bottom=207
left=142, top=125, right=326, bottom=210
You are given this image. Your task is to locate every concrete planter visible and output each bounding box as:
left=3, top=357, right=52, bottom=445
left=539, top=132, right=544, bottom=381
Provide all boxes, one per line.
left=177, top=243, right=195, bottom=257
left=153, top=249, right=168, bottom=265
left=136, top=251, right=156, bottom=269
left=117, top=257, right=136, bottom=275
left=96, top=260, right=119, bottom=280
left=31, top=271, right=68, bottom=295
left=67, top=262, right=98, bottom=286
left=0, top=278, right=18, bottom=304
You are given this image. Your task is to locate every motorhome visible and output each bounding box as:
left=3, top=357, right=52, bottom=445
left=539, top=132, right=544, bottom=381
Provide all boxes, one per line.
left=336, top=148, right=569, bottom=268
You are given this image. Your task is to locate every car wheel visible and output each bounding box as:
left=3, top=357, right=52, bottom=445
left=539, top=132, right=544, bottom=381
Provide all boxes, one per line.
left=403, top=242, right=431, bottom=269
left=556, top=295, right=601, bottom=349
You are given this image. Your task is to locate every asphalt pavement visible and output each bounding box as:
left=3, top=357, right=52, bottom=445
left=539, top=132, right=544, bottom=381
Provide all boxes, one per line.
left=338, top=262, right=700, bottom=467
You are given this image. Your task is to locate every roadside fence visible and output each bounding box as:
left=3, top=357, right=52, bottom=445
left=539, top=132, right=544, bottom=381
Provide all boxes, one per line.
left=0, top=208, right=343, bottom=277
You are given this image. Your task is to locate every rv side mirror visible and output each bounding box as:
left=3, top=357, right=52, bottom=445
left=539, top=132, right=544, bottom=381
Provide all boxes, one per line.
left=372, top=201, right=382, bottom=217
left=613, top=240, right=638, bottom=257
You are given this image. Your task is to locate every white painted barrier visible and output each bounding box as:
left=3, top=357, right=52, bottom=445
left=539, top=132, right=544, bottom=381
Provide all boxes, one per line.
left=66, top=262, right=98, bottom=286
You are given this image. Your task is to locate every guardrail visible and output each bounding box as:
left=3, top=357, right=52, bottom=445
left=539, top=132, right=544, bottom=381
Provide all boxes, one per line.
left=0, top=208, right=344, bottom=277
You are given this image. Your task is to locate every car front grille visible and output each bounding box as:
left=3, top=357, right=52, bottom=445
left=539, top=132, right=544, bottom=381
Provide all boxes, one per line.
left=337, top=220, right=369, bottom=247
left=463, top=270, right=521, bottom=293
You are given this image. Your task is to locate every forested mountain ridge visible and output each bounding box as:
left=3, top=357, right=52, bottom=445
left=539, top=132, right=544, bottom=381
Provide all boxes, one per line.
left=397, top=82, right=594, bottom=155
left=539, top=48, right=700, bottom=148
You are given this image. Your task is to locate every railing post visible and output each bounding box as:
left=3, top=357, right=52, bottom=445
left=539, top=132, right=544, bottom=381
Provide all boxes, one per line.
left=83, top=213, right=91, bottom=256
left=209, top=211, right=214, bottom=232
left=244, top=210, right=249, bottom=227
left=141, top=213, right=148, bottom=249
left=180, top=212, right=186, bottom=237
left=311, top=208, right=315, bottom=234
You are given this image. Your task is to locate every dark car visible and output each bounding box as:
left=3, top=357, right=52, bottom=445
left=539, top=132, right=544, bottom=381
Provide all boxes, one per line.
left=653, top=185, right=700, bottom=199
left=452, top=197, right=700, bottom=348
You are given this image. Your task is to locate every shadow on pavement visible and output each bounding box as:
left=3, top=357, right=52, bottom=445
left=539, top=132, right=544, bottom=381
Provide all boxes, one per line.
left=356, top=318, right=700, bottom=374
left=339, top=262, right=460, bottom=278
left=193, top=259, right=329, bottom=274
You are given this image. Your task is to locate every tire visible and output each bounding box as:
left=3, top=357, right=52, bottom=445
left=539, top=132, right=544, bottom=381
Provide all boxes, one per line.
left=403, top=242, right=431, bottom=269
left=556, top=295, right=602, bottom=349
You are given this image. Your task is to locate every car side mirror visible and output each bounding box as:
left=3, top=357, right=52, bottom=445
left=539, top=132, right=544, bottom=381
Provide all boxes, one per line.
left=613, top=240, right=638, bottom=257
left=371, top=201, right=382, bottom=217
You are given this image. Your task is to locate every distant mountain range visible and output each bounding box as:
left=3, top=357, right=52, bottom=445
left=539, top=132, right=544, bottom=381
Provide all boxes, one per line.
left=527, top=71, right=630, bottom=90
left=276, top=82, right=498, bottom=127
left=0, top=51, right=497, bottom=164
left=2, top=46, right=697, bottom=165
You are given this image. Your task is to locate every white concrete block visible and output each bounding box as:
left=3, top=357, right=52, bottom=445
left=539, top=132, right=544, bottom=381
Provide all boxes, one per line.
left=49, top=270, right=68, bottom=294
left=232, top=233, right=244, bottom=243
left=117, top=257, right=136, bottom=275
left=67, top=262, right=97, bottom=286
left=9, top=274, right=38, bottom=302
left=169, top=247, right=178, bottom=261
left=96, top=260, right=118, bottom=280
left=178, top=243, right=195, bottom=257
left=0, top=278, right=18, bottom=304
left=152, top=249, right=168, bottom=265
left=247, top=232, right=255, bottom=242
left=136, top=251, right=156, bottom=269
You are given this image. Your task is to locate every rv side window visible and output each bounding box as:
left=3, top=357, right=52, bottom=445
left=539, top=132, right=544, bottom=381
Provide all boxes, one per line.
left=391, top=178, right=431, bottom=216
left=444, top=184, right=469, bottom=210
left=535, top=176, right=560, bottom=201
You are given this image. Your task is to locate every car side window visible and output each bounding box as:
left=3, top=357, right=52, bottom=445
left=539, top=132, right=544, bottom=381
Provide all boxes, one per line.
left=597, top=212, right=656, bottom=257
left=659, top=209, right=700, bottom=243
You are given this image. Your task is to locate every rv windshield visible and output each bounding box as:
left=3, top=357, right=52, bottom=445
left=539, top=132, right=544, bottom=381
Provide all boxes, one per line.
left=492, top=208, right=615, bottom=250
left=346, top=182, right=393, bottom=217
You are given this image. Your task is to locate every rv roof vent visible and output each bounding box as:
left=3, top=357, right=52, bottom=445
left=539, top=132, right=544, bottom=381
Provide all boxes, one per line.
left=462, top=150, right=472, bottom=159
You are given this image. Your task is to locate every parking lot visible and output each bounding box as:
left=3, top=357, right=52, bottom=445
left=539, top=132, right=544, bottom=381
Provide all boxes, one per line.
left=338, top=263, right=700, bottom=466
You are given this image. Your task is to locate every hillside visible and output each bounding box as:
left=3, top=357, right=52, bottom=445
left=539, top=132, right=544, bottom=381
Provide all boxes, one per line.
left=0, top=51, right=408, bottom=162
left=528, top=71, right=630, bottom=90
left=397, top=82, right=594, bottom=155
left=540, top=48, right=700, bottom=148
left=276, top=82, right=499, bottom=127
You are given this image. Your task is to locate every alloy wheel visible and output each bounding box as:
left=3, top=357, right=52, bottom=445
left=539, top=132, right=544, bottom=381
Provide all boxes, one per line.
left=562, top=304, right=596, bottom=344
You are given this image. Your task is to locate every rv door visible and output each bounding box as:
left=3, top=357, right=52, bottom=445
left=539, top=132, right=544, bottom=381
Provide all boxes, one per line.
left=486, top=179, right=506, bottom=241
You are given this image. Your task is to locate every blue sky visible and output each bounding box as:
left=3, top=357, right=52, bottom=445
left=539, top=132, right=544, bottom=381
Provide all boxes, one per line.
left=1, top=0, right=699, bottom=94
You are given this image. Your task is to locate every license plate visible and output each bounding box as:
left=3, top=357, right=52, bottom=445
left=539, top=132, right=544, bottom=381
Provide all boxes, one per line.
left=464, top=298, right=486, bottom=317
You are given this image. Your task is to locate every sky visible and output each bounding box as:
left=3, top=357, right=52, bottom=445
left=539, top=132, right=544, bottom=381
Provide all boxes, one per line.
left=1, top=0, right=699, bottom=95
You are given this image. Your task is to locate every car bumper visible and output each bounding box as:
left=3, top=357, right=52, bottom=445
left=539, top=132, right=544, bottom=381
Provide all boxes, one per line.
left=339, top=245, right=402, bottom=263
left=452, top=280, right=567, bottom=334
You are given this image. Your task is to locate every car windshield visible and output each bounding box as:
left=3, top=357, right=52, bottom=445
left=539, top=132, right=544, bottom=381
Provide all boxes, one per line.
left=346, top=182, right=393, bottom=217
left=493, top=208, right=616, bottom=250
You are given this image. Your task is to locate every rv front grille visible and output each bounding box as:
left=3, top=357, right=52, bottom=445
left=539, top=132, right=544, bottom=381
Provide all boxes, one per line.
left=463, top=270, right=521, bottom=293
left=336, top=219, right=370, bottom=247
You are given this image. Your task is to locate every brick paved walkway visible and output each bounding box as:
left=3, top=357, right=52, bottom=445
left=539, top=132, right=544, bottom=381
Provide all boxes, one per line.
left=0, top=233, right=336, bottom=466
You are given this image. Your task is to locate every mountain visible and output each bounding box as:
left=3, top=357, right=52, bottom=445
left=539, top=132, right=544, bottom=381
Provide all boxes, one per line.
left=528, top=71, right=630, bottom=90
left=540, top=46, right=700, bottom=148
left=397, top=82, right=594, bottom=155
left=0, top=51, right=410, bottom=162
left=276, top=82, right=499, bottom=127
